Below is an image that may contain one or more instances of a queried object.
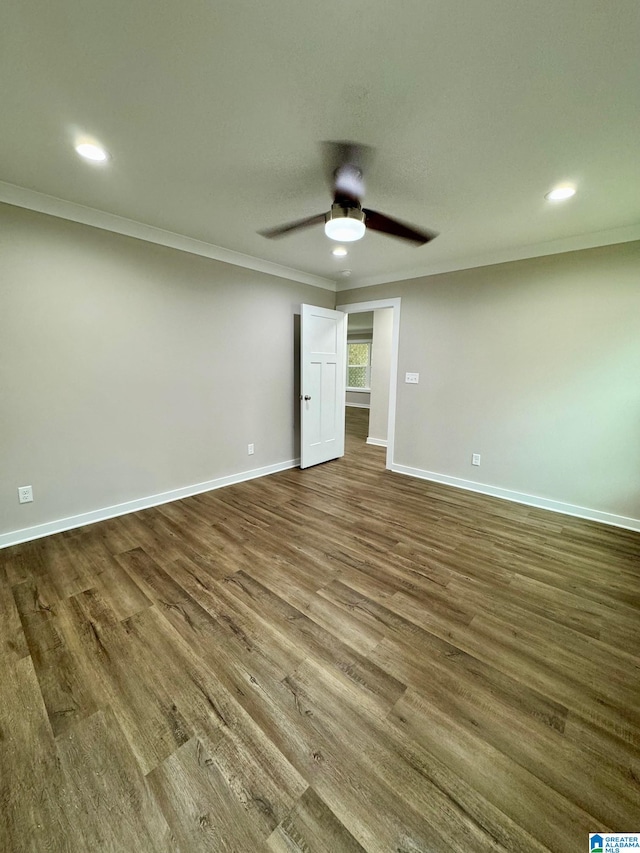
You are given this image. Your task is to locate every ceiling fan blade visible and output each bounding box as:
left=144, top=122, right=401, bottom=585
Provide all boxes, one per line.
left=258, top=212, right=326, bottom=239
left=363, top=208, right=437, bottom=245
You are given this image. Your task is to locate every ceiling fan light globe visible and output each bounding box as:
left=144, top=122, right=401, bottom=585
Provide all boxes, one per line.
left=324, top=218, right=365, bottom=242
left=324, top=203, right=366, bottom=242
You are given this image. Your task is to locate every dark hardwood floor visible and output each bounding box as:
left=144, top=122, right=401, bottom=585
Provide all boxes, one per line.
left=1, top=407, right=639, bottom=852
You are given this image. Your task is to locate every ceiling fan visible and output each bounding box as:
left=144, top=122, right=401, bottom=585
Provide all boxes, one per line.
left=259, top=142, right=438, bottom=246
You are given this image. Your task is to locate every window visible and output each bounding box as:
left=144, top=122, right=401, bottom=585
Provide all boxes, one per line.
left=347, top=340, right=371, bottom=389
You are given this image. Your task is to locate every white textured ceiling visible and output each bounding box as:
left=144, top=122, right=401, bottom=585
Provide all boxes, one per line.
left=1, top=0, right=639, bottom=290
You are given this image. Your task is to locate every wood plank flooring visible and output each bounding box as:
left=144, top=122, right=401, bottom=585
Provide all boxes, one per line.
left=1, top=406, right=639, bottom=852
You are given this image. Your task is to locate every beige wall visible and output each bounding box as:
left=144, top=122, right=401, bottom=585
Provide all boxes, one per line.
left=0, top=203, right=334, bottom=537
left=347, top=312, right=373, bottom=337
left=346, top=390, right=370, bottom=408
left=368, top=308, right=393, bottom=442
left=3, top=202, right=639, bottom=538
left=339, top=241, right=640, bottom=521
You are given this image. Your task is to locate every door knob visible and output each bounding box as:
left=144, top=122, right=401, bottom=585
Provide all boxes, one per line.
left=304, top=395, right=311, bottom=401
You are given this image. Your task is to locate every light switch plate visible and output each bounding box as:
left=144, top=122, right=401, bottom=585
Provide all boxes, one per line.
left=405, top=372, right=419, bottom=384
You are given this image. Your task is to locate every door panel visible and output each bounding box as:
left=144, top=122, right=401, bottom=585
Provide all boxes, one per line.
left=308, top=361, right=322, bottom=446
left=300, top=304, right=346, bottom=469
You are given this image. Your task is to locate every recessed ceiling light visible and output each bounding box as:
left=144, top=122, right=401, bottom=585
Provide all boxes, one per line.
left=75, top=142, right=109, bottom=162
left=545, top=185, right=576, bottom=201
left=332, top=246, right=348, bottom=257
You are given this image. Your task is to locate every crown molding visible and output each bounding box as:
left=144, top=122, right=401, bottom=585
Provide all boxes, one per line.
left=4, top=179, right=637, bottom=295
left=0, top=181, right=336, bottom=292
left=336, top=223, right=640, bottom=291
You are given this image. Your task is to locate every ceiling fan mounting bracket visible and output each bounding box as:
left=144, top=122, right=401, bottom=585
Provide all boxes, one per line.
left=333, top=165, right=363, bottom=184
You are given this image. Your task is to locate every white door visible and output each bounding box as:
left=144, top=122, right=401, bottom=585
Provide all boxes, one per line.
left=300, top=304, right=346, bottom=469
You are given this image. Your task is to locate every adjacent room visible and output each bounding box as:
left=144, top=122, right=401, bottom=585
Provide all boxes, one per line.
left=1, top=2, right=639, bottom=851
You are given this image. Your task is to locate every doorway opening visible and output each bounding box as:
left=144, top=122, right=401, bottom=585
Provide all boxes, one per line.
left=336, top=297, right=401, bottom=470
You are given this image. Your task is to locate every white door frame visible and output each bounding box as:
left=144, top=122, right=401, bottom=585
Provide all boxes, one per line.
left=336, top=297, right=401, bottom=470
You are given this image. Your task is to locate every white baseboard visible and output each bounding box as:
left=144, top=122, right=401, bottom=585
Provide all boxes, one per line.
left=366, top=437, right=388, bottom=447
left=5, top=456, right=637, bottom=549
left=346, top=402, right=370, bottom=409
left=390, top=463, right=640, bottom=532
left=0, top=458, right=300, bottom=550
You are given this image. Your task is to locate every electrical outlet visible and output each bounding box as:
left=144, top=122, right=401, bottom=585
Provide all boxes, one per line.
left=472, top=453, right=481, bottom=466
left=248, top=443, right=254, bottom=455
left=405, top=372, right=419, bottom=384
left=18, top=485, right=33, bottom=503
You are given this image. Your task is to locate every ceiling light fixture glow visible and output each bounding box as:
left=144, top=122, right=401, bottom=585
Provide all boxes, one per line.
left=332, top=246, right=348, bottom=257
left=324, top=206, right=366, bottom=242
left=75, top=142, right=109, bottom=162
left=545, top=185, right=576, bottom=201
